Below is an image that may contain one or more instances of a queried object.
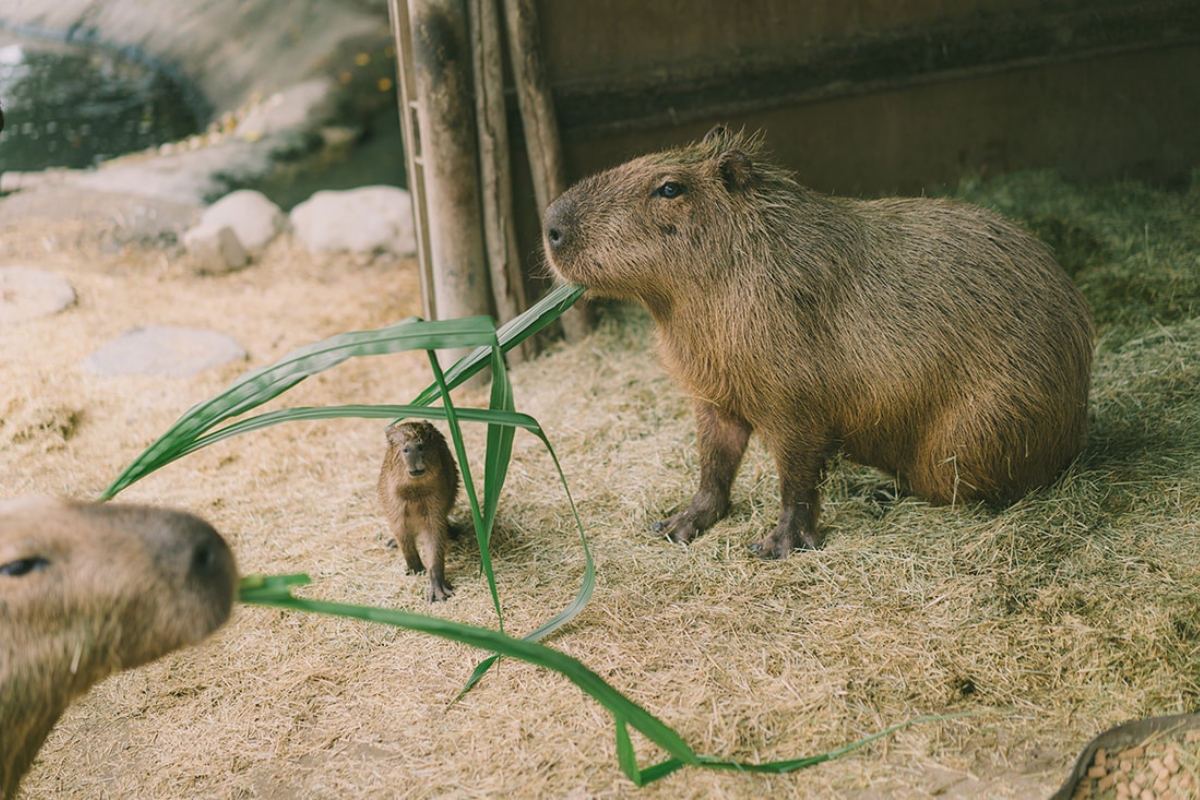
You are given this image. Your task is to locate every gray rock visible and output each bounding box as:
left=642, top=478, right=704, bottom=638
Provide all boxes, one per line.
left=84, top=326, right=247, bottom=377
left=183, top=225, right=250, bottom=273
left=289, top=186, right=416, bottom=256
left=0, top=267, right=77, bottom=324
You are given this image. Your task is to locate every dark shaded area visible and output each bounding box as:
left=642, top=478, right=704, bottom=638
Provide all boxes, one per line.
left=0, top=35, right=198, bottom=172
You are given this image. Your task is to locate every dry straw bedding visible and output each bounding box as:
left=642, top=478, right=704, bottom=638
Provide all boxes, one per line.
left=3, top=170, right=1199, bottom=798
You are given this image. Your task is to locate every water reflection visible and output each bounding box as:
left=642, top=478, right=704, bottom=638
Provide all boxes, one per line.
left=0, top=33, right=198, bottom=172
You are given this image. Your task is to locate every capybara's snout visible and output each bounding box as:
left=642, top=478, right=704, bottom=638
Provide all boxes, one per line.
left=157, top=509, right=238, bottom=636
left=543, top=193, right=577, bottom=255
left=0, top=496, right=238, bottom=799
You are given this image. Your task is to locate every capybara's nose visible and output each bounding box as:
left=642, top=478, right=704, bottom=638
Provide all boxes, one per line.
left=188, top=527, right=228, bottom=583
left=543, top=198, right=572, bottom=251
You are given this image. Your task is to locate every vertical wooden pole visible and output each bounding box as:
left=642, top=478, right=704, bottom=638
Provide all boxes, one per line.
left=386, top=0, right=434, bottom=321
left=408, top=0, right=492, bottom=326
left=392, top=0, right=494, bottom=380
left=503, top=0, right=594, bottom=342
left=468, top=0, right=532, bottom=363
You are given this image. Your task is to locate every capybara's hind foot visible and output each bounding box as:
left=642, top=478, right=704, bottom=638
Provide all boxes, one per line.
left=749, top=524, right=823, bottom=560
left=427, top=578, right=454, bottom=603
left=865, top=481, right=907, bottom=504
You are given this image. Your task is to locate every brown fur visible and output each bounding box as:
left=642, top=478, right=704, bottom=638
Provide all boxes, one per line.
left=378, top=421, right=460, bottom=601
left=0, top=496, right=237, bottom=799
left=543, top=126, right=1094, bottom=558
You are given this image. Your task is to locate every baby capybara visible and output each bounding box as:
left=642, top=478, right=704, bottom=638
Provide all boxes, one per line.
left=0, top=496, right=237, bottom=800
left=543, top=126, right=1094, bottom=558
left=378, top=420, right=460, bottom=601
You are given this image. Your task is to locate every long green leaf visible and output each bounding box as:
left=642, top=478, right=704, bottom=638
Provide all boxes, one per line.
left=239, top=574, right=974, bottom=784
left=100, top=316, right=505, bottom=500
left=425, top=347, right=506, bottom=629
left=101, top=285, right=595, bottom=701
left=412, top=283, right=587, bottom=406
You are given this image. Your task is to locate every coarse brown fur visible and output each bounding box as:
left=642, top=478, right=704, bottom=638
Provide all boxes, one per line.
left=0, top=496, right=237, bottom=800
left=543, top=126, right=1094, bottom=558
left=378, top=421, right=460, bottom=601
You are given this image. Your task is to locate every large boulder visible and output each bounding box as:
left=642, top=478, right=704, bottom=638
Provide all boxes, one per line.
left=289, top=186, right=415, bottom=256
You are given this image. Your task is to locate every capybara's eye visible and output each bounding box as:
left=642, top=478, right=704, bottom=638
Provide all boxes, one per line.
left=655, top=181, right=686, bottom=199
left=0, top=557, right=51, bottom=577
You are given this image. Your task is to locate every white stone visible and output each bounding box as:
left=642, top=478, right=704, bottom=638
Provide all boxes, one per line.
left=0, top=267, right=76, bottom=324
left=84, top=326, right=246, bottom=378
left=187, top=189, right=285, bottom=255
left=289, top=185, right=416, bottom=256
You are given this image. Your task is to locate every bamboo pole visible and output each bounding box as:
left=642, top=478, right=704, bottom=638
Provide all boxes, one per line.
left=503, top=0, right=594, bottom=341
left=468, top=0, right=531, bottom=363
left=385, top=0, right=434, bottom=320
left=405, top=0, right=494, bottom=370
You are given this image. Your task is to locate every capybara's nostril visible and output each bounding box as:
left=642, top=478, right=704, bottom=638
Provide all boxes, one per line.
left=547, top=226, right=563, bottom=248
left=191, top=541, right=218, bottom=576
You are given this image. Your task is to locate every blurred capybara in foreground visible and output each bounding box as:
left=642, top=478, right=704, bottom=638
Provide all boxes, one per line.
left=0, top=496, right=237, bottom=800
left=378, top=420, right=460, bottom=602
left=543, top=126, right=1094, bottom=559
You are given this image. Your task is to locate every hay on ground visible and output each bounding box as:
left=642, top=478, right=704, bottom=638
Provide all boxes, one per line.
left=3, top=170, right=1199, bottom=799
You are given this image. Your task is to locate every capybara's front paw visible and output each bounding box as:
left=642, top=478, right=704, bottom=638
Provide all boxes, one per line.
left=653, top=506, right=719, bottom=544
left=428, top=578, right=454, bottom=602
left=653, top=511, right=700, bottom=543
left=749, top=524, right=823, bottom=559
left=653, top=494, right=726, bottom=543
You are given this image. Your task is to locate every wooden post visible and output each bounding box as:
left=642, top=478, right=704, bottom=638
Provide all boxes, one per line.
left=468, top=0, right=531, bottom=363
left=396, top=0, right=494, bottom=373
left=503, top=0, right=594, bottom=342
left=386, top=0, right=434, bottom=321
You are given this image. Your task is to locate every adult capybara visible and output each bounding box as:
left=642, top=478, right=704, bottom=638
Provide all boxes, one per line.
left=0, top=496, right=237, bottom=799
left=378, top=420, right=460, bottom=602
left=543, top=126, right=1094, bottom=559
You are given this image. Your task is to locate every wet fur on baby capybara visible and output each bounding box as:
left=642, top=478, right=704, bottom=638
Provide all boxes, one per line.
left=0, top=496, right=237, bottom=800
left=543, top=126, right=1094, bottom=558
left=378, top=421, right=460, bottom=602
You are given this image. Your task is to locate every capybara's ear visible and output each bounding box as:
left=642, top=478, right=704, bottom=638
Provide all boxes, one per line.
left=717, top=149, right=754, bottom=191
left=702, top=124, right=728, bottom=146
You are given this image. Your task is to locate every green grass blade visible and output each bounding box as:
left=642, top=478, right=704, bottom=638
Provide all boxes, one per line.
left=239, top=574, right=699, bottom=765
left=616, top=719, right=645, bottom=785
left=426, top=349, right=506, bottom=630
left=153, top=395, right=592, bottom=647
left=100, top=316, right=504, bottom=500
left=239, top=574, right=970, bottom=783
left=482, top=346, right=515, bottom=546
left=411, top=283, right=586, bottom=406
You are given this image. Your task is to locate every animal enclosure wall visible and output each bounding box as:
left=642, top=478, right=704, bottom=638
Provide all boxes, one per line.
left=393, top=0, right=1200, bottom=326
